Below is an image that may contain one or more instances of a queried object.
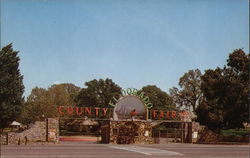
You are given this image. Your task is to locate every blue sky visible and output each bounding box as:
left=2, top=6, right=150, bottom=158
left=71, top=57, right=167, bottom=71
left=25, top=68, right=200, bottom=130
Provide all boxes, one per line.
left=1, top=0, right=249, bottom=97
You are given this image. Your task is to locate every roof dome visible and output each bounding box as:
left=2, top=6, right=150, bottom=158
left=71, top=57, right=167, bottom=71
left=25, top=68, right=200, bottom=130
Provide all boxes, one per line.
left=114, top=96, right=147, bottom=120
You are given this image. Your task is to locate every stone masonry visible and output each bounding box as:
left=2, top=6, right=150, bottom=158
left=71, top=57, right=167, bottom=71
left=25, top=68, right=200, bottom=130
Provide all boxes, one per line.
left=7, top=118, right=59, bottom=145
left=8, top=121, right=46, bottom=144
left=108, top=120, right=153, bottom=144
left=47, top=118, right=59, bottom=143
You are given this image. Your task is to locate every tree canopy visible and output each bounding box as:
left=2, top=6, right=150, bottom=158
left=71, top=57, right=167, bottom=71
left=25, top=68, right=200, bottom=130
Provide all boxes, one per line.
left=20, top=83, right=80, bottom=124
left=75, top=78, right=122, bottom=107
left=0, top=44, right=24, bottom=129
left=140, top=85, right=175, bottom=110
left=169, top=69, right=202, bottom=112
left=196, top=49, right=249, bottom=129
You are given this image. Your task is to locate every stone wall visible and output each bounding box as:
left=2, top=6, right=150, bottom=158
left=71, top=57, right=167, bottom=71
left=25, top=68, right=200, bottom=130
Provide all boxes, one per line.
left=1, top=133, right=8, bottom=145
left=197, top=127, right=222, bottom=143
left=191, top=122, right=203, bottom=143
left=108, top=120, right=153, bottom=144
left=8, top=121, right=46, bottom=144
left=47, top=118, right=59, bottom=143
left=7, top=118, right=59, bottom=145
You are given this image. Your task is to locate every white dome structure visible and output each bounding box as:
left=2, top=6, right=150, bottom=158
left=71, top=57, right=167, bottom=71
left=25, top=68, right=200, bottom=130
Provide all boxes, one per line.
left=113, top=96, right=147, bottom=120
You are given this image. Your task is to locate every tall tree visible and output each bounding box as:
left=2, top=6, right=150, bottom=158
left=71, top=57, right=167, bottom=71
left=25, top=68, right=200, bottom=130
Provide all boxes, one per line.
left=20, top=83, right=80, bottom=124
left=75, top=78, right=122, bottom=107
left=196, top=68, right=228, bottom=130
left=48, top=83, right=81, bottom=107
left=197, top=49, right=249, bottom=129
left=20, top=87, right=51, bottom=124
left=226, top=49, right=249, bottom=128
left=169, top=69, right=202, bottom=112
left=0, top=44, right=24, bottom=129
left=141, top=85, right=175, bottom=109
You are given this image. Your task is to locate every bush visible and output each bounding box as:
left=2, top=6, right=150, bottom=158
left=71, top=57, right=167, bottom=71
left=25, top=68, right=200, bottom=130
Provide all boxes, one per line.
left=221, top=129, right=249, bottom=137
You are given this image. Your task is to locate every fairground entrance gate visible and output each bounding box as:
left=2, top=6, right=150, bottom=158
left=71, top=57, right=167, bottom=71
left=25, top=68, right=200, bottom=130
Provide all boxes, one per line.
left=58, top=118, right=193, bottom=144
left=58, top=88, right=193, bottom=144
left=152, top=121, right=192, bottom=143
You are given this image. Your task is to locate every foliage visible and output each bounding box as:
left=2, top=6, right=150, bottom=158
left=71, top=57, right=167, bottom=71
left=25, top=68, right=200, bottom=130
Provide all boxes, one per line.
left=20, top=87, right=50, bottom=124
left=220, top=129, right=250, bottom=137
left=47, top=83, right=80, bottom=106
left=196, top=68, right=227, bottom=130
left=75, top=78, right=122, bottom=107
left=20, top=83, right=80, bottom=124
left=169, top=69, right=202, bottom=112
left=140, top=85, right=175, bottom=110
left=196, top=49, right=249, bottom=130
left=0, top=44, right=24, bottom=129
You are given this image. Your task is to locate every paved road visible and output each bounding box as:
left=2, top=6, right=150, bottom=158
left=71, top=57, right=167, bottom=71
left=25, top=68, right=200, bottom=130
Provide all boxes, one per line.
left=1, top=142, right=249, bottom=158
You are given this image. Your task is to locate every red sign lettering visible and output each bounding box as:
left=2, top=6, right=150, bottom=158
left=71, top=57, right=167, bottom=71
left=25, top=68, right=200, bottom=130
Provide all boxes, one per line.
left=172, top=111, right=177, bottom=119
left=166, top=111, right=170, bottom=119
left=153, top=110, right=158, bottom=118
left=67, top=107, right=74, bottom=115
left=85, top=107, right=91, bottom=115
left=56, top=106, right=189, bottom=121
left=58, top=106, right=64, bottom=115
left=76, top=107, right=83, bottom=115
left=95, top=107, right=100, bottom=116
left=102, top=108, right=108, bottom=116
left=159, top=111, right=164, bottom=118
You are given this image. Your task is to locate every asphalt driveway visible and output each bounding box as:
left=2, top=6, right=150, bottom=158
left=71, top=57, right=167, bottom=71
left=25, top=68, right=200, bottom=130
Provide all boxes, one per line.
left=1, top=142, right=249, bottom=158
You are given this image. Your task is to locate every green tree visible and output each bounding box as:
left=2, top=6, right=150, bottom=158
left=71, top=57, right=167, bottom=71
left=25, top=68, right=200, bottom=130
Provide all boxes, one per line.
left=0, top=44, right=24, bottom=129
left=75, top=78, right=122, bottom=107
left=48, top=83, right=81, bottom=107
left=169, top=69, right=202, bottom=112
left=225, top=49, right=249, bottom=128
left=20, top=83, right=80, bottom=124
left=197, top=49, right=249, bottom=130
left=140, top=85, right=175, bottom=109
left=20, top=87, right=51, bottom=124
left=196, top=68, right=227, bottom=130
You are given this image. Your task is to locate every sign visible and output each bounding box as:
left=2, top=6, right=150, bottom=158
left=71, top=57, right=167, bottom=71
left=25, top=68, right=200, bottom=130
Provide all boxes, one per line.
left=57, top=106, right=191, bottom=121
left=109, top=88, right=153, bottom=109
left=57, top=88, right=191, bottom=121
left=150, top=110, right=191, bottom=121
left=58, top=106, right=111, bottom=117
left=192, top=132, right=198, bottom=139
